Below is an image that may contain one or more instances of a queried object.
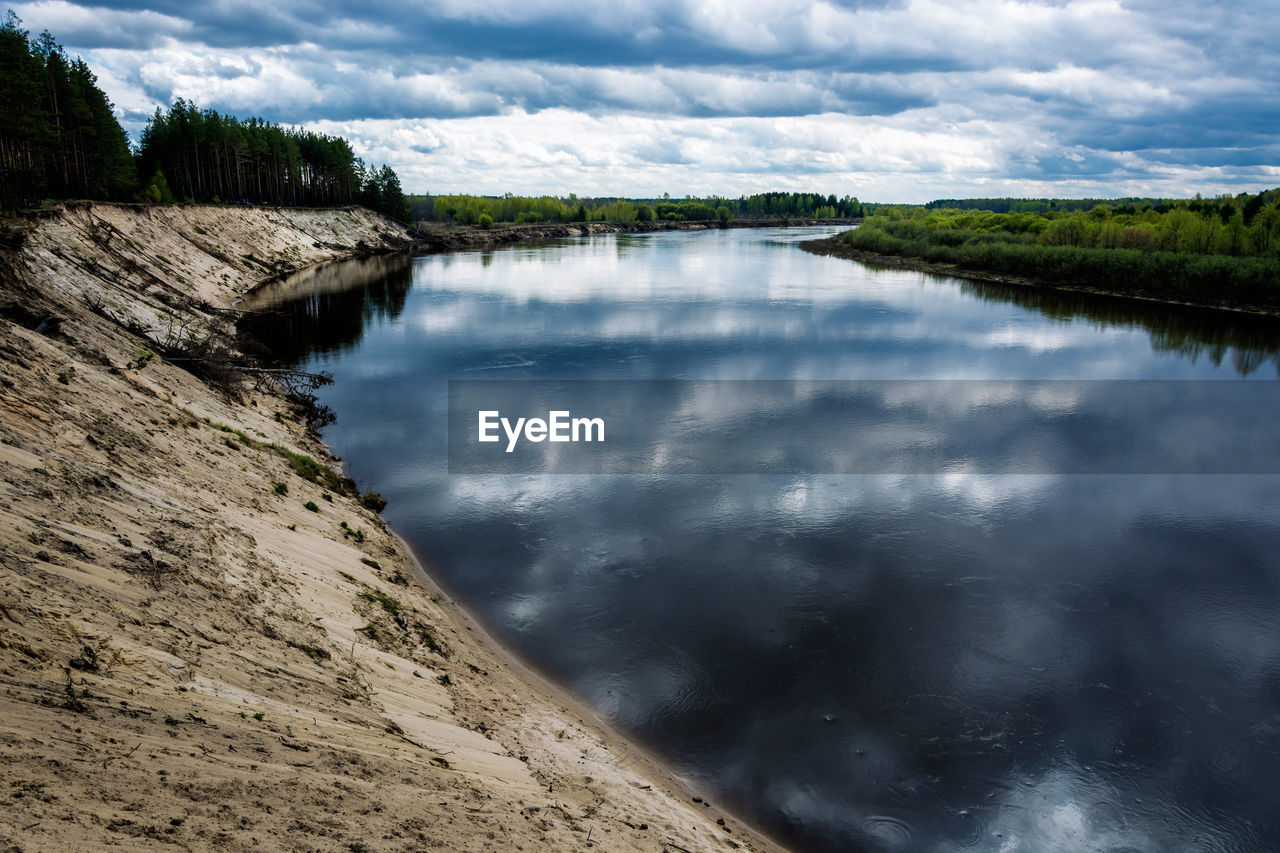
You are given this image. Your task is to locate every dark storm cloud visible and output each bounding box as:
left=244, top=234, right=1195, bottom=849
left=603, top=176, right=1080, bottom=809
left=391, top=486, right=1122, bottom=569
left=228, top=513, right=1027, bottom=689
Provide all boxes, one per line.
left=11, top=0, right=1279, bottom=198
left=48, top=0, right=970, bottom=70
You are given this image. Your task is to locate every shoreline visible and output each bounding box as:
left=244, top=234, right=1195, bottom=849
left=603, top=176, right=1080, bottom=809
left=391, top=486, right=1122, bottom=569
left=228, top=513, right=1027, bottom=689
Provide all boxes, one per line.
left=0, top=201, right=791, bottom=852
left=256, top=223, right=796, bottom=852
left=392, top=526, right=790, bottom=853
left=412, top=217, right=858, bottom=253
left=800, top=233, right=1280, bottom=319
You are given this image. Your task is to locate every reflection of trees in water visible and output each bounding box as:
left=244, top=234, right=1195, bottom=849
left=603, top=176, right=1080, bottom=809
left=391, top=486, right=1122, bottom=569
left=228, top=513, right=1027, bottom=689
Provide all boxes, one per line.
left=959, top=279, right=1280, bottom=377
left=239, top=254, right=414, bottom=366
left=241, top=250, right=1280, bottom=377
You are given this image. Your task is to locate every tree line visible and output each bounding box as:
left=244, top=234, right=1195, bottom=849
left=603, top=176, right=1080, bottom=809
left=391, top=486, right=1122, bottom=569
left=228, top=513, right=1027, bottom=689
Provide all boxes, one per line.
left=134, top=100, right=409, bottom=221
left=868, top=192, right=1280, bottom=257
left=411, top=192, right=865, bottom=226
left=1, top=13, right=410, bottom=221
left=924, top=194, right=1280, bottom=221
left=0, top=11, right=134, bottom=208
left=841, top=192, right=1280, bottom=310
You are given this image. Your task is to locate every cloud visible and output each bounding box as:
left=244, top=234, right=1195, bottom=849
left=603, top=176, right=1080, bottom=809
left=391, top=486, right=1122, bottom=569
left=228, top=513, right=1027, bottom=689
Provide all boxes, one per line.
left=9, top=0, right=1278, bottom=200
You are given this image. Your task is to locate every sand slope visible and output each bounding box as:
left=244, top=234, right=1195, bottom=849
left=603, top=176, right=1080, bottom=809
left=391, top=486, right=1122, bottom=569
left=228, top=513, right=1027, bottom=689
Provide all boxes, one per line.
left=0, top=204, right=786, bottom=852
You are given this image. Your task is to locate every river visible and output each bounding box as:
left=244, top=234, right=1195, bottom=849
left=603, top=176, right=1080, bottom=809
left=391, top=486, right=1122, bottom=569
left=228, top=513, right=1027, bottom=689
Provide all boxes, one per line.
left=243, top=226, right=1280, bottom=852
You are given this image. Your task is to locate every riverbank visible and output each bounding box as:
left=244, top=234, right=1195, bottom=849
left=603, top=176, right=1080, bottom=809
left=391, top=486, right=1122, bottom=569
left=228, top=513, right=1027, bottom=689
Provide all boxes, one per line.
left=0, top=202, right=787, bottom=852
left=801, top=232, right=1280, bottom=318
left=413, top=218, right=857, bottom=253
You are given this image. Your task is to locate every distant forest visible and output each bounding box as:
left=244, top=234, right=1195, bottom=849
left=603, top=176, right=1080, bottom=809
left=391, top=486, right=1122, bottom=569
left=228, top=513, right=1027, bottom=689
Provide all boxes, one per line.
left=0, top=13, right=410, bottom=221
left=924, top=195, right=1277, bottom=218
left=841, top=191, right=1280, bottom=310
left=410, top=192, right=866, bottom=226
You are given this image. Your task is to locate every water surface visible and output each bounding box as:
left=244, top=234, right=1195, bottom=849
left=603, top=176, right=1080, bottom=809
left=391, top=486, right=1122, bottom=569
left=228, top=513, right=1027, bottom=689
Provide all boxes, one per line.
left=244, top=228, right=1280, bottom=852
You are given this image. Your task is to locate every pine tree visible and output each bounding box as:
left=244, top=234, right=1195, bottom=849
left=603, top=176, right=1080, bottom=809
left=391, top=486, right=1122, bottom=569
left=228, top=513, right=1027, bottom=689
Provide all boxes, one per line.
left=0, top=12, right=135, bottom=208
left=0, top=11, right=52, bottom=207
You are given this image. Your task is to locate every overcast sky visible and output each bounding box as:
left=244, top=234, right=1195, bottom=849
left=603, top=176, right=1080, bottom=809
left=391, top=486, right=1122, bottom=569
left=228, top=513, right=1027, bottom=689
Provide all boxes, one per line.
left=10, top=0, right=1279, bottom=202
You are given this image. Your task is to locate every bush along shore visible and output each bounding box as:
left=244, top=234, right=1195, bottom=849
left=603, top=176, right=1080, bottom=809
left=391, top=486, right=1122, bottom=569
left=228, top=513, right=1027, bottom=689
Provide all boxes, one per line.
left=0, top=201, right=788, bottom=853
left=803, top=205, right=1280, bottom=315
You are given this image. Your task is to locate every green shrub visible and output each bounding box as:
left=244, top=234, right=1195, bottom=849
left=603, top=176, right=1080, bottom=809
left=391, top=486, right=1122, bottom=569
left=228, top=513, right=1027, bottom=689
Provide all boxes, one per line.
left=359, top=589, right=400, bottom=615
left=269, top=445, right=354, bottom=494
left=840, top=214, right=1280, bottom=310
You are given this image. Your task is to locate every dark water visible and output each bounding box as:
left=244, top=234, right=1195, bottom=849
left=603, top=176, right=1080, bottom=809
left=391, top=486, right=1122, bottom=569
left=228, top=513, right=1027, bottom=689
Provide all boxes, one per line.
left=242, top=229, right=1280, bottom=853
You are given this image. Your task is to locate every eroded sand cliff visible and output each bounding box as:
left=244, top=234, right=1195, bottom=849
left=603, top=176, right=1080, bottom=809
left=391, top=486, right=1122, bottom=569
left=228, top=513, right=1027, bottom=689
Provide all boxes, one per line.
left=0, top=203, right=784, bottom=853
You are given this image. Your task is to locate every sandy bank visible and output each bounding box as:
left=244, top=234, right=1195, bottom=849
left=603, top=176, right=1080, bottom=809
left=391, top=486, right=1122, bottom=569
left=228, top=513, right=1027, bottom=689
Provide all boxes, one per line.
left=0, top=203, right=788, bottom=852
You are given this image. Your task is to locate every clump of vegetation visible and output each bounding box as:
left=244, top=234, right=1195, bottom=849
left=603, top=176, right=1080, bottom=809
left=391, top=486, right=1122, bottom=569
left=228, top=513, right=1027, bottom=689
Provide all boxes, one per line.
left=127, top=348, right=155, bottom=370
left=270, top=445, right=355, bottom=494
left=252, top=712, right=265, bottom=721
left=304, top=500, right=319, bottom=512
left=359, top=589, right=400, bottom=615
left=415, top=625, right=444, bottom=655
left=211, top=421, right=253, bottom=445
left=360, top=557, right=381, bottom=571
left=339, top=521, right=365, bottom=542
left=360, top=492, right=387, bottom=513
left=273, top=481, right=288, bottom=495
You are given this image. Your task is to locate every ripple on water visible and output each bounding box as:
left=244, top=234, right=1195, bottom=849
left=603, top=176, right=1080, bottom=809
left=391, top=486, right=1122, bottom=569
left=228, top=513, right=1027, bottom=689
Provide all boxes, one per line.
left=1045, top=580, right=1110, bottom=612
left=860, top=814, right=913, bottom=849
left=1087, top=797, right=1132, bottom=832
left=946, top=805, right=986, bottom=848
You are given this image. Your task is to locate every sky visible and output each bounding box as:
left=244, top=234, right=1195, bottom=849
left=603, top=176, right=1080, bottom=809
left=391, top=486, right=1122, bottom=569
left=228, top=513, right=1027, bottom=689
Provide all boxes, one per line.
left=9, top=0, right=1280, bottom=202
